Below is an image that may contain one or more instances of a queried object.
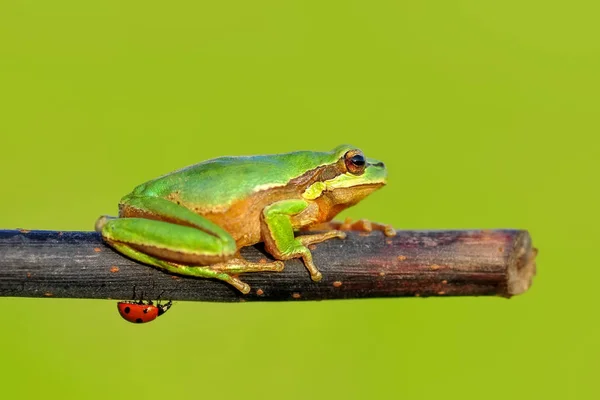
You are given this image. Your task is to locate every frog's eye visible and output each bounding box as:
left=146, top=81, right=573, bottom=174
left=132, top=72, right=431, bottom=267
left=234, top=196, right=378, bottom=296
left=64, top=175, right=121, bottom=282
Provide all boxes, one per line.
left=344, top=150, right=366, bottom=175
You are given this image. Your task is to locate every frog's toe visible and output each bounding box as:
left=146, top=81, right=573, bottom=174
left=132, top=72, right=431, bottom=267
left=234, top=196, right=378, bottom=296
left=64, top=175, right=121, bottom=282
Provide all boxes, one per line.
left=311, top=270, right=323, bottom=282
left=273, top=261, right=285, bottom=272
left=384, top=226, right=397, bottom=237
left=228, top=278, right=251, bottom=294
left=239, top=282, right=251, bottom=294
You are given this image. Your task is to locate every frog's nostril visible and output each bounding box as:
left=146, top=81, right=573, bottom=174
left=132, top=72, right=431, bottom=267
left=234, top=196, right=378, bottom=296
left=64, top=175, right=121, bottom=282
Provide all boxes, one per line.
left=371, top=161, right=385, bottom=168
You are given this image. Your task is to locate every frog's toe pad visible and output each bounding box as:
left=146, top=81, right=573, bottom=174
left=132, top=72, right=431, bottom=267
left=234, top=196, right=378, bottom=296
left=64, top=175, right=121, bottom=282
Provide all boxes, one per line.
left=311, top=271, right=323, bottom=282
left=238, top=282, right=251, bottom=294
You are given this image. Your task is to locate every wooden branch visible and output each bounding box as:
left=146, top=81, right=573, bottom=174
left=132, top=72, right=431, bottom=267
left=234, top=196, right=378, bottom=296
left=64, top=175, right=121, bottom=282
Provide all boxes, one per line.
left=0, top=229, right=537, bottom=302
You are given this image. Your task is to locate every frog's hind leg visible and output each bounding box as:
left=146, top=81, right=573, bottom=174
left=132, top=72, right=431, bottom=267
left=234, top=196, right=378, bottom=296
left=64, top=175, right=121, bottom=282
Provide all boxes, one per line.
left=109, top=242, right=254, bottom=294
left=98, top=216, right=238, bottom=293
left=112, top=243, right=285, bottom=294
left=99, top=217, right=286, bottom=293
left=97, top=197, right=287, bottom=294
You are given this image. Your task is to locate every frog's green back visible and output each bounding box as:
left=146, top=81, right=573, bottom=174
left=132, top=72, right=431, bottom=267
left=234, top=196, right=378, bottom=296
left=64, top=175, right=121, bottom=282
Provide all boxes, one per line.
left=130, top=146, right=353, bottom=209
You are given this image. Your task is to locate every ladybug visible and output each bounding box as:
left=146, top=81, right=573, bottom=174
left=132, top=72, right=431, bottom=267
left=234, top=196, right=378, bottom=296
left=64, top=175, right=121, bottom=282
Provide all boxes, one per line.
left=117, top=299, right=172, bottom=324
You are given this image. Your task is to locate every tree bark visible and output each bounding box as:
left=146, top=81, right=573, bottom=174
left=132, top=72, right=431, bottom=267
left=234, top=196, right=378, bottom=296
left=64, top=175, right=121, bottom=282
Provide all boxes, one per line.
left=0, top=229, right=537, bottom=302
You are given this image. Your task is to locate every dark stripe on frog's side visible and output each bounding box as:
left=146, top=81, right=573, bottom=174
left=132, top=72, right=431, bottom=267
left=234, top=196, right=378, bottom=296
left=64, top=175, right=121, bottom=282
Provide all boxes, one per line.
left=287, top=157, right=347, bottom=187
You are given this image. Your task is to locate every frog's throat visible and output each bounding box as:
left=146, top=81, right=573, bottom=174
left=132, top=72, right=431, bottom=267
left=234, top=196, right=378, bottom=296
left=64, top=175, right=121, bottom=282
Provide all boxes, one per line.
left=302, top=178, right=386, bottom=202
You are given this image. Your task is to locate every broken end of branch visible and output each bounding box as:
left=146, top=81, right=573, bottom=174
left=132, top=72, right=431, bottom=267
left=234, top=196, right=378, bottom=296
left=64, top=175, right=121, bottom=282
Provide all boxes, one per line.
left=505, top=231, right=538, bottom=297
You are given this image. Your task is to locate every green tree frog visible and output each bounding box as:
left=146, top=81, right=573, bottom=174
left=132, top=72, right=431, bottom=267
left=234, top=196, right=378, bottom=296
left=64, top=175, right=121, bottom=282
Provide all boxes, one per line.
left=95, top=144, right=395, bottom=294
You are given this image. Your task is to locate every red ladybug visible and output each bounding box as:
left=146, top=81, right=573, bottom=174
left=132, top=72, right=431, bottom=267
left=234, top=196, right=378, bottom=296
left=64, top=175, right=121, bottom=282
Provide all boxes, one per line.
left=117, top=299, right=172, bottom=324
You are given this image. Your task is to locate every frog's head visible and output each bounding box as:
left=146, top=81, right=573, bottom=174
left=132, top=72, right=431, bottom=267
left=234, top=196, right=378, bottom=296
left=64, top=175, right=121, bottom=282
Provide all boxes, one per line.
left=326, top=143, right=387, bottom=186
left=312, top=144, right=388, bottom=218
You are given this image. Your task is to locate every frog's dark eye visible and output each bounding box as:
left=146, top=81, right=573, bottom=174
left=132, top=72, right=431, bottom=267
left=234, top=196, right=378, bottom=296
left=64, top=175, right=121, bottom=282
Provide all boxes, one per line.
left=344, top=150, right=366, bottom=175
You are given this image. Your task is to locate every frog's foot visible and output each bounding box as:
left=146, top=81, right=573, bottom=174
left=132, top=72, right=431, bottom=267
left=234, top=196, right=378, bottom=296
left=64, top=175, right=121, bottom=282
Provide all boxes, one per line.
left=295, top=231, right=347, bottom=281
left=109, top=243, right=283, bottom=294
left=172, top=259, right=285, bottom=294
left=209, top=258, right=285, bottom=274
left=302, top=217, right=396, bottom=237
left=165, top=263, right=253, bottom=294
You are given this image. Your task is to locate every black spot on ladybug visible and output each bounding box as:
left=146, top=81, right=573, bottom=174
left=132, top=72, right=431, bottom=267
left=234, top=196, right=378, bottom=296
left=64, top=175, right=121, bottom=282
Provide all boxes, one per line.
left=135, top=318, right=143, bottom=323
left=124, top=307, right=131, bottom=314
left=143, top=308, right=149, bottom=313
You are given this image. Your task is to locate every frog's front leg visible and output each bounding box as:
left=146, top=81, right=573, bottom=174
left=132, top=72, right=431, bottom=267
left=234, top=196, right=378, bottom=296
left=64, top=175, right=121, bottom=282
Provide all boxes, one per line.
left=96, top=195, right=283, bottom=294
left=261, top=199, right=346, bottom=282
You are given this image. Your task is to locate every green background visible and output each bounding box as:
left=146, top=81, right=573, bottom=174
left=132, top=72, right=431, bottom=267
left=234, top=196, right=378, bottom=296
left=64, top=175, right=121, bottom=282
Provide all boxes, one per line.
left=1, top=1, right=598, bottom=399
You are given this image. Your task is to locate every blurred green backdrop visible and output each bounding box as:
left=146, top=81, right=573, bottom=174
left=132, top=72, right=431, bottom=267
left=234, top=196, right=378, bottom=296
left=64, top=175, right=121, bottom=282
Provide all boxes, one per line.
left=1, top=1, right=598, bottom=399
